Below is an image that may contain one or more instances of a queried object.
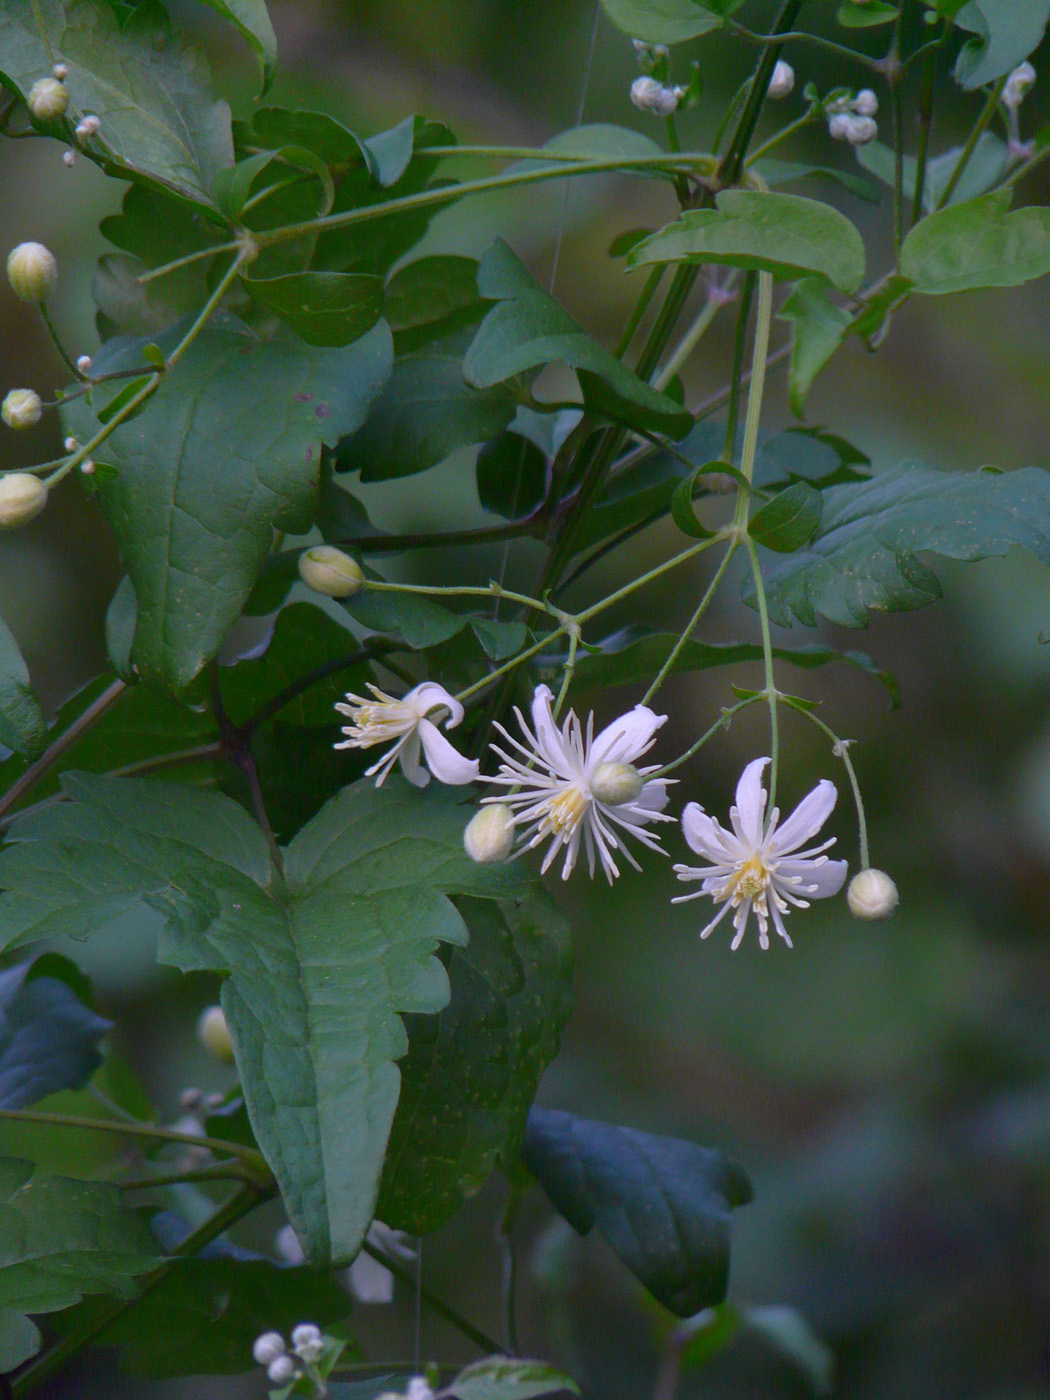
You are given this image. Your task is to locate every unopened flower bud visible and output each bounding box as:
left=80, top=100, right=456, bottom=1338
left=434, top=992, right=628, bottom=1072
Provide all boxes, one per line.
left=63, top=436, right=77, bottom=452
left=853, top=88, right=878, bottom=117
left=0, top=473, right=47, bottom=528
left=267, top=1355, right=297, bottom=1384
left=75, top=354, right=92, bottom=374
left=179, top=1086, right=204, bottom=1111
left=79, top=458, right=95, bottom=476
left=298, top=544, right=364, bottom=598
left=847, top=868, right=898, bottom=920
left=28, top=77, right=69, bottom=121
left=62, top=151, right=75, bottom=168
left=590, top=761, right=645, bottom=806
left=630, top=75, right=679, bottom=117
left=252, top=1332, right=286, bottom=1367
left=197, top=1005, right=235, bottom=1063
left=405, top=1379, right=436, bottom=1400
left=829, top=112, right=876, bottom=145
left=52, top=62, right=68, bottom=79
left=75, top=114, right=100, bottom=142
left=1003, top=60, right=1036, bottom=111
left=2, top=389, right=42, bottom=430
left=464, top=805, right=515, bottom=864
left=6, top=242, right=57, bottom=303
left=291, top=1323, right=324, bottom=1362
left=767, top=60, right=795, bottom=99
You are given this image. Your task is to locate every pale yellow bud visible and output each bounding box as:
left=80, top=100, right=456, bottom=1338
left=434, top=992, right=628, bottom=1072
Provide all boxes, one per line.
left=2, top=390, right=42, bottom=430
left=590, top=761, right=644, bottom=806
left=197, top=1005, right=235, bottom=1063
left=0, top=473, right=47, bottom=529
left=464, top=805, right=515, bottom=864
left=298, top=545, right=364, bottom=598
left=847, top=868, right=898, bottom=920
left=7, top=242, right=58, bottom=303
left=28, top=77, right=69, bottom=121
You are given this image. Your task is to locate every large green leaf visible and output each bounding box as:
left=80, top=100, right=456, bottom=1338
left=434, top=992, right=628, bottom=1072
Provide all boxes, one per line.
left=0, top=1156, right=160, bottom=1369
left=386, top=256, right=489, bottom=353
left=244, top=271, right=385, bottom=347
left=753, top=464, right=1050, bottom=627
left=464, top=241, right=692, bottom=438
left=599, top=0, right=722, bottom=42
left=62, top=317, right=393, bottom=691
left=523, top=1109, right=752, bottom=1317
left=628, top=192, right=866, bottom=294
left=378, top=893, right=572, bottom=1234
left=857, top=133, right=1010, bottom=214
left=446, top=1358, right=580, bottom=1400
left=0, top=0, right=233, bottom=211
left=197, top=0, right=278, bottom=93
left=900, top=190, right=1050, bottom=295
left=0, top=777, right=526, bottom=1266
left=953, top=0, right=1050, bottom=89
left=0, top=616, right=46, bottom=759
left=0, top=956, right=112, bottom=1110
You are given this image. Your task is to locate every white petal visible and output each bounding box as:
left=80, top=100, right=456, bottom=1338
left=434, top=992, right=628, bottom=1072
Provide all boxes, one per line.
left=635, top=778, right=672, bottom=815
left=775, top=856, right=848, bottom=898
left=590, top=706, right=666, bottom=765
left=405, top=682, right=464, bottom=728
left=417, top=719, right=480, bottom=786
left=397, top=731, right=430, bottom=787
left=348, top=1251, right=395, bottom=1304
left=771, top=778, right=838, bottom=854
left=732, top=758, right=769, bottom=848
left=528, top=685, right=564, bottom=761
left=681, top=803, right=740, bottom=860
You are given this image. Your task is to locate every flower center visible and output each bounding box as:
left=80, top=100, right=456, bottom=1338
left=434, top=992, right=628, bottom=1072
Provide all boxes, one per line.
left=346, top=700, right=417, bottom=745
left=547, top=784, right=589, bottom=834
left=723, top=854, right=771, bottom=904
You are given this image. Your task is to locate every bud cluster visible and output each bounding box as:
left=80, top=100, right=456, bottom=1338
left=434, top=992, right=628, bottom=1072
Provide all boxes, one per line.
left=827, top=89, right=878, bottom=146
left=630, top=75, right=685, bottom=118
left=251, top=1323, right=325, bottom=1385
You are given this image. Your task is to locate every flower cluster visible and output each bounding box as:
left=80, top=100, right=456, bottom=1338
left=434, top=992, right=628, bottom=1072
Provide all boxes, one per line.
left=252, top=1323, right=325, bottom=1385
left=827, top=89, right=878, bottom=146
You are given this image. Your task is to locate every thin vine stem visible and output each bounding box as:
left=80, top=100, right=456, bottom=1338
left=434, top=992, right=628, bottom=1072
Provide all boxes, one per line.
left=784, top=698, right=870, bottom=867
left=727, top=20, right=880, bottom=71
left=359, top=1240, right=502, bottom=1356
left=746, top=537, right=780, bottom=811
left=640, top=540, right=738, bottom=707
left=934, top=75, right=1007, bottom=210
left=0, top=1108, right=269, bottom=1172
left=652, top=695, right=763, bottom=777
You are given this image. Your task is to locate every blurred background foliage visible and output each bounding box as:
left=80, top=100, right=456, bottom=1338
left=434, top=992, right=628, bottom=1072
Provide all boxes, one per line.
left=3, top=1, right=1050, bottom=1397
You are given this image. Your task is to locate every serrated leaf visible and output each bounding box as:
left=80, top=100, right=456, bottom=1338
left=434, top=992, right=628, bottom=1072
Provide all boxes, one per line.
left=196, top=0, right=278, bottom=93
left=599, top=0, right=722, bottom=42
left=245, top=271, right=385, bottom=347
left=900, top=189, right=1050, bottom=295
left=0, top=777, right=526, bottom=1265
left=378, top=893, right=572, bottom=1234
left=953, top=0, right=1050, bottom=89
left=0, top=0, right=233, bottom=211
left=465, top=241, right=692, bottom=438
left=0, top=616, right=46, bottom=759
left=62, top=316, right=393, bottom=691
left=446, top=1357, right=580, bottom=1400
left=753, top=464, right=1050, bottom=627
left=748, top=481, right=823, bottom=552
left=0, top=956, right=112, bottom=1110
left=523, top=1109, right=752, bottom=1316
left=628, top=192, right=866, bottom=294
left=778, top=278, right=853, bottom=417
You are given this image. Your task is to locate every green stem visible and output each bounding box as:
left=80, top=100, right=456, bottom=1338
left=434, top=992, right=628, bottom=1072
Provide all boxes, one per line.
left=552, top=626, right=580, bottom=720
left=576, top=532, right=726, bottom=625
left=654, top=273, right=737, bottom=391
left=719, top=0, right=805, bottom=186
left=456, top=625, right=566, bottom=704
left=366, top=578, right=553, bottom=617
left=733, top=271, right=774, bottom=520
left=892, top=71, right=906, bottom=256
left=117, top=1161, right=253, bottom=1191
left=935, top=76, right=1007, bottom=210
left=38, top=303, right=81, bottom=379
left=727, top=20, right=880, bottom=71
left=359, top=1240, right=502, bottom=1356
left=746, top=111, right=817, bottom=166
left=746, top=538, right=780, bottom=811
left=652, top=696, right=763, bottom=777
left=640, top=540, right=738, bottom=707
left=0, top=1108, right=269, bottom=1173
left=723, top=272, right=757, bottom=465
left=613, top=265, right=665, bottom=360
left=784, top=699, right=869, bottom=866
left=911, top=49, right=935, bottom=224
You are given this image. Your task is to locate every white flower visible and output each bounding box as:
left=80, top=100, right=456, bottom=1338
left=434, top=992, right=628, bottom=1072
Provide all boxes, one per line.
left=334, top=681, right=479, bottom=788
left=291, top=1323, right=324, bottom=1363
left=630, top=75, right=680, bottom=117
left=483, top=684, right=674, bottom=883
left=767, top=60, right=795, bottom=99
left=673, top=757, right=848, bottom=949
left=847, top=867, right=898, bottom=919
left=1003, top=61, right=1036, bottom=111
left=348, top=1221, right=417, bottom=1304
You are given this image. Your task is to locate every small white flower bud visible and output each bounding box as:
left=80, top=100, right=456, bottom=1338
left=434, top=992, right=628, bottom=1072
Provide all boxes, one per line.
left=292, top=1323, right=324, bottom=1362
left=590, top=762, right=645, bottom=806
left=767, top=60, right=795, bottom=99
left=75, top=354, right=92, bottom=374
left=80, top=458, right=95, bottom=476
left=1003, top=60, right=1037, bottom=111
left=63, top=436, right=77, bottom=452
left=630, top=75, right=679, bottom=116
left=405, top=1379, right=436, bottom=1400
left=852, top=88, right=878, bottom=117
left=52, top=63, right=69, bottom=80
left=6, top=242, right=58, bottom=303
left=2, top=389, right=42, bottom=430
left=28, top=77, right=69, bottom=121
left=62, top=151, right=75, bottom=168
left=464, top=804, right=515, bottom=864
left=204, top=1090, right=226, bottom=1111
left=847, top=868, right=899, bottom=920
left=252, top=1332, right=286, bottom=1367
left=75, top=114, right=100, bottom=142
left=829, top=112, right=876, bottom=145
left=298, top=544, right=364, bottom=598
left=179, top=1086, right=204, bottom=1111
left=0, top=473, right=48, bottom=529
left=267, top=1354, right=297, bottom=1384
left=197, top=1005, right=235, bottom=1063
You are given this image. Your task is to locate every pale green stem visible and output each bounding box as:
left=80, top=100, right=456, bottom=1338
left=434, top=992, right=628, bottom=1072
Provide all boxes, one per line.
left=552, top=626, right=580, bottom=720
left=732, top=269, right=774, bottom=525
left=0, top=1108, right=269, bottom=1173
left=783, top=699, right=869, bottom=867
left=934, top=76, right=1007, bottom=210
left=651, top=696, right=763, bottom=778
left=365, top=578, right=553, bottom=617
left=640, top=540, right=738, bottom=707
left=746, top=111, right=817, bottom=165
left=746, top=537, right=780, bottom=811
left=456, top=626, right=568, bottom=704
left=653, top=274, right=738, bottom=391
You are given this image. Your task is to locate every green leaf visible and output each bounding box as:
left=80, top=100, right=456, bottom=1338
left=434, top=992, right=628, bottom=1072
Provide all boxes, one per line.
left=0, top=0, right=233, bottom=211
left=245, top=271, right=385, bottom=347
left=570, top=634, right=899, bottom=706
left=195, top=0, right=278, bottom=93
left=471, top=618, right=529, bottom=661
left=954, top=0, right=1050, bottom=89
left=212, top=146, right=334, bottom=222
left=105, top=577, right=137, bottom=681
left=857, top=133, right=1010, bottom=212
left=523, top=1109, right=752, bottom=1317
left=754, top=464, right=1050, bottom=627
left=0, top=956, right=112, bottom=1110
left=837, top=1, right=898, bottom=25
left=748, top=481, right=823, bottom=552
left=0, top=1308, right=40, bottom=1372
left=628, top=192, right=866, bottom=294
left=743, top=1305, right=835, bottom=1394
left=755, top=158, right=879, bottom=204
left=378, top=893, right=572, bottom=1234
left=62, top=317, right=393, bottom=691
left=778, top=278, right=853, bottom=416
left=465, top=241, right=693, bottom=438
left=345, top=589, right=467, bottom=650
left=446, top=1357, right=580, bottom=1400
left=386, top=256, right=488, bottom=352
left=476, top=430, right=548, bottom=519
left=599, top=0, right=723, bottom=42
left=250, top=107, right=372, bottom=171
left=0, top=615, right=46, bottom=759
left=513, top=123, right=668, bottom=174
left=0, top=777, right=526, bottom=1265
left=670, top=463, right=721, bottom=539
left=900, top=189, right=1050, bottom=294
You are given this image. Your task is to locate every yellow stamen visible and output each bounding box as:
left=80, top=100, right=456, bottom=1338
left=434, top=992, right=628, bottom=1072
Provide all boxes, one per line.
left=722, top=854, right=771, bottom=904
left=547, top=785, right=588, bottom=834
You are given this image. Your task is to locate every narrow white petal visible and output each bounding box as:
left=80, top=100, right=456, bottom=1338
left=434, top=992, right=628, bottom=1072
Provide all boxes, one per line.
left=771, top=778, right=838, bottom=853
left=635, top=779, right=672, bottom=815
left=416, top=719, right=480, bottom=786
left=775, top=857, right=848, bottom=898
left=590, top=706, right=666, bottom=765
left=397, top=731, right=430, bottom=787
left=698, top=900, right=735, bottom=940
left=681, top=803, right=741, bottom=860
left=732, top=758, right=769, bottom=848
left=405, top=682, right=465, bottom=727
left=529, top=685, right=568, bottom=769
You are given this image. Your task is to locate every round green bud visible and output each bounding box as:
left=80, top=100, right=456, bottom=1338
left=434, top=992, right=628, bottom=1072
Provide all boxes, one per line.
left=2, top=389, right=42, bottom=430
left=590, top=761, right=644, bottom=806
left=27, top=77, right=69, bottom=121
left=0, top=473, right=47, bottom=529
left=197, top=1004, right=235, bottom=1064
left=463, top=805, right=515, bottom=864
left=6, top=242, right=58, bottom=303
left=847, top=868, right=899, bottom=920
left=298, top=544, right=364, bottom=598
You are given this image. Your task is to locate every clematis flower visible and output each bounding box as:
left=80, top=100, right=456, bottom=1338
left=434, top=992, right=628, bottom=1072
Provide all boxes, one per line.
left=334, top=681, right=479, bottom=788
left=673, top=757, right=847, bottom=949
left=482, top=684, right=674, bottom=883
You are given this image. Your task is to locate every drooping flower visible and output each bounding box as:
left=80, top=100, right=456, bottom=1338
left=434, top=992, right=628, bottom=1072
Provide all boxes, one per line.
left=673, top=757, right=847, bottom=949
left=483, top=684, right=674, bottom=883
left=335, top=681, right=479, bottom=788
